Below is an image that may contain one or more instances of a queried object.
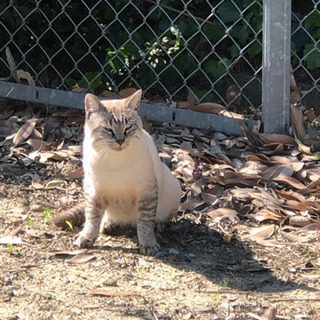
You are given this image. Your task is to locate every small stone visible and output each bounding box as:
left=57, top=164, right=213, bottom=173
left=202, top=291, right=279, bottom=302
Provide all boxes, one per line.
left=155, top=251, right=167, bottom=259
left=180, top=141, right=193, bottom=151
left=30, top=204, right=42, bottom=211
left=71, top=308, right=81, bottom=315
left=181, top=253, right=191, bottom=262
left=169, top=248, right=180, bottom=255
left=102, top=279, right=118, bottom=287
left=166, top=137, right=180, bottom=144
left=11, top=289, right=22, bottom=296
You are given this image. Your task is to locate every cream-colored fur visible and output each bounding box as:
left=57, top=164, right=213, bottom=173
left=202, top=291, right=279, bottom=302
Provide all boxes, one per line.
left=74, top=90, right=181, bottom=255
left=82, top=114, right=181, bottom=223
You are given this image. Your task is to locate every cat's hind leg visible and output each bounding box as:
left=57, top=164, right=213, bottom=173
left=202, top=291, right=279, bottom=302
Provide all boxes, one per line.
left=99, top=213, right=131, bottom=235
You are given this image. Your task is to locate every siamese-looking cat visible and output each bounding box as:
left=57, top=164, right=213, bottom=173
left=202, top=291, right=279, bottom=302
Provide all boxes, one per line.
left=53, top=90, right=181, bottom=255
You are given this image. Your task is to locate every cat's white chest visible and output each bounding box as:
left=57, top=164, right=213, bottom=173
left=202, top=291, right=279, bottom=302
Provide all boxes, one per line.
left=84, top=136, right=155, bottom=194
left=83, top=138, right=157, bottom=222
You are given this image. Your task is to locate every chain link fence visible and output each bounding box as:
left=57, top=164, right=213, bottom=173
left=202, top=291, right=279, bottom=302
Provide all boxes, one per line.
left=0, top=0, right=263, bottom=112
left=291, top=0, right=320, bottom=111
left=0, top=1, right=319, bottom=125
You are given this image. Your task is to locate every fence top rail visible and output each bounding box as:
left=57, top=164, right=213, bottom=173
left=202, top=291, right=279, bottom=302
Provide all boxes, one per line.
left=0, top=81, right=256, bottom=136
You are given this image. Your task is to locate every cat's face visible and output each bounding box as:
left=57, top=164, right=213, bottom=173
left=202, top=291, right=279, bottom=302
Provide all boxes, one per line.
left=84, top=90, right=143, bottom=152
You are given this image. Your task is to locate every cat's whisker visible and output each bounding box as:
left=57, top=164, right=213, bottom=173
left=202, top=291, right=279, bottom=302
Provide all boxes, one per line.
left=94, top=147, right=109, bottom=163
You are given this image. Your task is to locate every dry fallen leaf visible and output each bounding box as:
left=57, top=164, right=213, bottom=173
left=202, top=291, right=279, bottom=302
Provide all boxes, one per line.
left=181, top=197, right=205, bottom=211
left=190, top=178, right=205, bottom=198
left=248, top=306, right=277, bottom=320
left=201, top=191, right=218, bottom=205
left=289, top=215, right=313, bottom=227
left=273, top=176, right=306, bottom=190
left=12, top=119, right=37, bottom=146
left=189, top=102, right=225, bottom=114
left=89, top=289, right=134, bottom=297
left=239, top=120, right=263, bottom=147
left=26, top=138, right=45, bottom=151
left=226, top=84, right=241, bottom=107
left=259, top=133, right=295, bottom=145
left=68, top=252, right=97, bottom=264
left=243, top=225, right=275, bottom=243
left=0, top=120, right=19, bottom=137
left=295, top=137, right=312, bottom=155
left=17, top=69, right=35, bottom=85
left=290, top=65, right=298, bottom=91
left=6, top=46, right=19, bottom=83
left=276, top=190, right=305, bottom=203
left=119, top=87, right=138, bottom=98
left=219, top=109, right=245, bottom=119
left=187, top=90, right=198, bottom=105
left=250, top=209, right=282, bottom=222
left=100, top=90, right=121, bottom=99
left=177, top=101, right=192, bottom=109
left=31, top=180, right=45, bottom=190
left=205, top=208, right=239, bottom=223
left=246, top=153, right=273, bottom=165
left=261, top=306, right=277, bottom=320
left=50, top=249, right=84, bottom=256
left=304, top=108, right=317, bottom=122
left=67, top=167, right=84, bottom=180
left=261, top=164, right=294, bottom=180
left=291, top=104, right=306, bottom=140
left=51, top=250, right=98, bottom=263
left=298, top=222, right=320, bottom=232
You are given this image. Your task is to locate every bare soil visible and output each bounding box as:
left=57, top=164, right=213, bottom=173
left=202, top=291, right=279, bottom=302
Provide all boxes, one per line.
left=0, top=102, right=320, bottom=320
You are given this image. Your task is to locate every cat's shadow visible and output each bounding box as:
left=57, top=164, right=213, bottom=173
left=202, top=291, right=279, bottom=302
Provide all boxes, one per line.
left=99, top=218, right=316, bottom=294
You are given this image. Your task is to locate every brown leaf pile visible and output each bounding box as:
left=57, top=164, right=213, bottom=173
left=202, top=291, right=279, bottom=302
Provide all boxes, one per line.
left=1, top=99, right=320, bottom=247
left=0, top=108, right=84, bottom=177
left=153, top=115, right=320, bottom=244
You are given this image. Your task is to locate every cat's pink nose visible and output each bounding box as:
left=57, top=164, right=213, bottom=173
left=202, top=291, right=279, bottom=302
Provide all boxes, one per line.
left=116, top=139, right=125, bottom=146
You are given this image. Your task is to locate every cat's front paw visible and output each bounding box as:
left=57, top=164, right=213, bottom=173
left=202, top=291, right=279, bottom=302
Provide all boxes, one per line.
left=139, top=242, right=160, bottom=256
left=74, top=234, right=95, bottom=248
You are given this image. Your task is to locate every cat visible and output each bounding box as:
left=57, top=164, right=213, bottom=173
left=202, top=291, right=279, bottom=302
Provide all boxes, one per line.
left=53, top=90, right=181, bottom=255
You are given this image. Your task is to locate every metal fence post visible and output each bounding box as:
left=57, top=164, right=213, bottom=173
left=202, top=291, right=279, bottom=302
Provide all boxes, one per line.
left=262, top=0, right=291, bottom=134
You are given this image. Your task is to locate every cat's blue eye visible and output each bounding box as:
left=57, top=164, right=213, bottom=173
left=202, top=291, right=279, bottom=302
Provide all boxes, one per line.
left=124, top=126, right=134, bottom=136
left=103, top=128, right=114, bottom=137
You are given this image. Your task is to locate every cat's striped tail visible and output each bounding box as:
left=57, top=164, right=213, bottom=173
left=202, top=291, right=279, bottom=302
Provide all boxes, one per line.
left=52, top=203, right=86, bottom=229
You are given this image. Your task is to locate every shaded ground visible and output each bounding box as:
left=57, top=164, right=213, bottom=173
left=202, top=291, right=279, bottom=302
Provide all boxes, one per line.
left=1, top=99, right=320, bottom=319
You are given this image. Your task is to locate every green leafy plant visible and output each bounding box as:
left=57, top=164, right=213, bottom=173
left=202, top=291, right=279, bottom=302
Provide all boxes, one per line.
left=27, top=217, right=35, bottom=227
left=41, top=207, right=54, bottom=222
left=205, top=58, right=231, bottom=80
left=82, top=72, right=102, bottom=92
left=303, top=44, right=320, bottom=71
left=221, top=278, right=229, bottom=287
left=6, top=243, right=13, bottom=254
left=214, top=278, right=230, bottom=302
left=6, top=243, right=20, bottom=256
left=123, top=256, right=130, bottom=265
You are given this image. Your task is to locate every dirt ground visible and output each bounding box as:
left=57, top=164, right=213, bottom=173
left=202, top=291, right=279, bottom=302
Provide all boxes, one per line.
left=1, top=101, right=320, bottom=320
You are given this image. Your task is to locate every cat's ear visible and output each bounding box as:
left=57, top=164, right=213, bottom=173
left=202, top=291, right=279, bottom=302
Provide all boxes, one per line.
left=85, top=94, right=101, bottom=115
left=126, top=90, right=142, bottom=111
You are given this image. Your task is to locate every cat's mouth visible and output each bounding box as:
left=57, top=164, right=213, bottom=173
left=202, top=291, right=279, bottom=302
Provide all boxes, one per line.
left=113, top=144, right=125, bottom=151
